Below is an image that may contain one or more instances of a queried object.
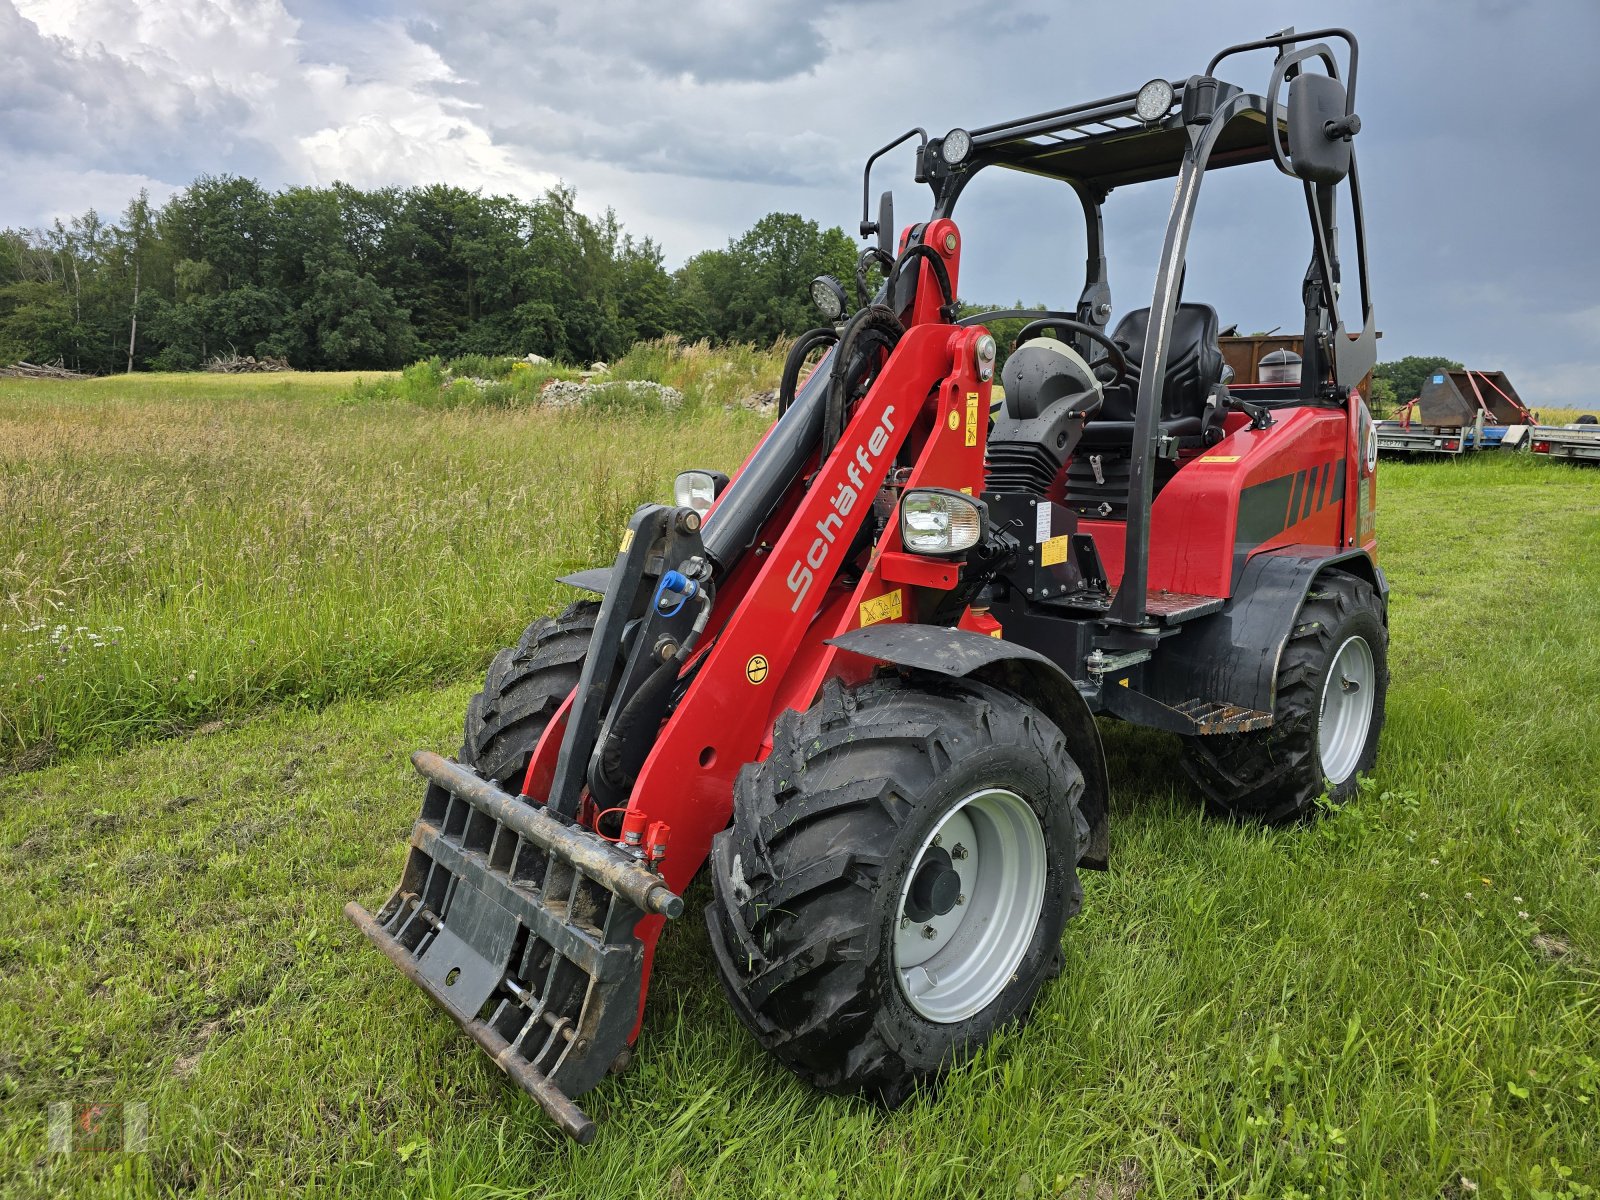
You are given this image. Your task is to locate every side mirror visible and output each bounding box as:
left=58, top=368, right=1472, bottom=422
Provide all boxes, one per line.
left=1286, top=72, right=1356, bottom=183
left=877, top=191, right=896, bottom=258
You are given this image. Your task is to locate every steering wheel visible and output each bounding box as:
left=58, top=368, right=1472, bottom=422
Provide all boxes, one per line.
left=1013, top=315, right=1130, bottom=385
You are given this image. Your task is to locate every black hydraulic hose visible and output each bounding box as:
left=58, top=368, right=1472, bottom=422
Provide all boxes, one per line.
left=594, top=590, right=711, bottom=797
left=884, top=244, right=956, bottom=320
left=779, top=328, right=839, bottom=417
left=825, top=304, right=904, bottom=453
left=855, top=246, right=894, bottom=309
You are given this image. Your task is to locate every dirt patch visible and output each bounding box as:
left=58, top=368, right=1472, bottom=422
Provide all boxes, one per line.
left=172, top=1017, right=227, bottom=1079
left=1, top=734, right=57, bottom=778
left=1532, top=932, right=1574, bottom=960
left=1067, top=1159, right=1146, bottom=1200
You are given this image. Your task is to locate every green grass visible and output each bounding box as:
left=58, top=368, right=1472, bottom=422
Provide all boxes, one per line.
left=609, top=336, right=788, bottom=410
left=0, top=373, right=766, bottom=771
left=3, top=387, right=1599, bottom=1197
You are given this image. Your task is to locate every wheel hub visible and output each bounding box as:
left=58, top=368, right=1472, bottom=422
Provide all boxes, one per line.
left=904, top=850, right=961, bottom=921
left=1319, top=634, right=1376, bottom=785
left=892, top=788, right=1047, bottom=1024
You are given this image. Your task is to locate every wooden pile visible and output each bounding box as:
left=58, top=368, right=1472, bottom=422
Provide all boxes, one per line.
left=0, top=359, right=91, bottom=380
left=205, top=353, right=292, bottom=373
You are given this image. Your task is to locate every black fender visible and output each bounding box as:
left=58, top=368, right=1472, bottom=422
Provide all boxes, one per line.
left=1148, top=546, right=1387, bottom=717
left=828, top=624, right=1110, bottom=869
left=558, top=566, right=611, bottom=595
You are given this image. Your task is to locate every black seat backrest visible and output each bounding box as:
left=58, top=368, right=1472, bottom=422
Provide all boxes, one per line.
left=1099, top=303, right=1224, bottom=424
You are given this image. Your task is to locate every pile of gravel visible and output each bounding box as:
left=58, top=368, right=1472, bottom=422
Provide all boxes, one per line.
left=538, top=379, right=685, bottom=410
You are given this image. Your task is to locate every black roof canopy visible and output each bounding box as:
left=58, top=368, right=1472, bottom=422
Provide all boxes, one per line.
left=959, top=81, right=1284, bottom=197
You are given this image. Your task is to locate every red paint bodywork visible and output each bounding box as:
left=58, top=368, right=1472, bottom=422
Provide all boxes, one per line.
left=517, top=220, right=1376, bottom=1039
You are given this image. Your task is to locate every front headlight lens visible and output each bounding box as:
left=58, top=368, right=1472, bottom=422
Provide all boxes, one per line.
left=900, top=489, right=985, bottom=556
left=674, top=470, right=723, bottom=516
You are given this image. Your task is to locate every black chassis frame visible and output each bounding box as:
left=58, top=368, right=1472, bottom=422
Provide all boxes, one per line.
left=860, top=28, right=1378, bottom=632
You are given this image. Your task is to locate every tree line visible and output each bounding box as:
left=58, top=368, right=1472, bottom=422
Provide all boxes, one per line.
left=0, top=176, right=860, bottom=373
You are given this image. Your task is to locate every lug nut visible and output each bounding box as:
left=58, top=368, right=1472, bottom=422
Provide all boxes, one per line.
left=956, top=894, right=966, bottom=906
left=951, top=843, right=969, bottom=860
left=900, top=915, right=910, bottom=929
left=921, top=925, right=937, bottom=939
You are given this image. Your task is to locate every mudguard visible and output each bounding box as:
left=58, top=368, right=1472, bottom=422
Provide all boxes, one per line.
left=1148, top=546, right=1386, bottom=716
left=828, top=623, right=1110, bottom=869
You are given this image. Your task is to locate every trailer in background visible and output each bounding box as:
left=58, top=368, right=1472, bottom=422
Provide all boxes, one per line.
left=1376, top=411, right=1529, bottom=456
left=1532, top=424, right=1600, bottom=463
left=1376, top=368, right=1534, bottom=458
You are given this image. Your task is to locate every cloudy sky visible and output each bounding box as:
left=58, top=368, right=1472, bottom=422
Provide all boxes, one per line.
left=4, top=0, right=1597, bottom=401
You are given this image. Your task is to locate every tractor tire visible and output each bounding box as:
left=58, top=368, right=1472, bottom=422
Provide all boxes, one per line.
left=1180, top=572, right=1387, bottom=822
left=705, top=675, right=1087, bottom=1105
left=460, top=600, right=599, bottom=792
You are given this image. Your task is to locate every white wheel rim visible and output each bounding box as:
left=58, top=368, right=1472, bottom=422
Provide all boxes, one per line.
left=1318, top=635, right=1376, bottom=785
left=892, top=788, right=1047, bottom=1023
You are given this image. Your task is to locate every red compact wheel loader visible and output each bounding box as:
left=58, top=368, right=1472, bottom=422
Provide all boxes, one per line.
left=348, top=28, right=1387, bottom=1141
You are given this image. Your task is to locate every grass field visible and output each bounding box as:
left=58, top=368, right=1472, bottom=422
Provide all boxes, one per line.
left=3, top=376, right=1599, bottom=1199
left=0, top=369, right=771, bottom=772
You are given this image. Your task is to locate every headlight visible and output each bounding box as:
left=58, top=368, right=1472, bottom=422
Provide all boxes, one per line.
left=810, top=275, right=847, bottom=323
left=674, top=469, right=727, bottom=516
left=940, top=127, right=972, bottom=165
left=899, top=488, right=986, bottom=557
left=1134, top=78, right=1175, bottom=123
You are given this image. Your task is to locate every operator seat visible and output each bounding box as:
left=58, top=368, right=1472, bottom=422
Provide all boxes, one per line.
left=1067, top=302, right=1227, bottom=519
left=1078, top=302, right=1226, bottom=448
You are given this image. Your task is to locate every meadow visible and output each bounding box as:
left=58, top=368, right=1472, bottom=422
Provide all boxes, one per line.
left=2, top=368, right=1598, bottom=1199
left=0, top=344, right=777, bottom=772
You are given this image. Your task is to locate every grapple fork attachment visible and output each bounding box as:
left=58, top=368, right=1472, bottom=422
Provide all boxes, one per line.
left=345, top=751, right=683, bottom=1142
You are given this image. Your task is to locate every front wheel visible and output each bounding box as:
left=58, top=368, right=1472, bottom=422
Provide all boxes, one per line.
left=1181, top=572, right=1388, bottom=821
left=705, top=675, right=1086, bottom=1104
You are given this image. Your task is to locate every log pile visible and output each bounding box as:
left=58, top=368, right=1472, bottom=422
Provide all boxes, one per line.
left=205, top=353, right=292, bottom=373
left=0, top=359, right=92, bottom=380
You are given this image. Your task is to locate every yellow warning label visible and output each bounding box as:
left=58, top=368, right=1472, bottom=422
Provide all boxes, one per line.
left=858, top=589, right=903, bottom=628
left=745, top=654, right=769, bottom=684
left=947, top=409, right=960, bottom=431
left=989, top=627, right=1003, bottom=638
left=964, top=391, right=980, bottom=447
left=1199, top=455, right=1242, bottom=463
left=960, top=486, right=974, bottom=495
left=620, top=528, right=636, bottom=552
left=1040, top=534, right=1070, bottom=566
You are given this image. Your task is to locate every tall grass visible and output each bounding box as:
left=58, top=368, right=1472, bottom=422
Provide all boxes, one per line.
left=611, top=335, right=788, bottom=409
left=0, top=373, right=765, bottom=769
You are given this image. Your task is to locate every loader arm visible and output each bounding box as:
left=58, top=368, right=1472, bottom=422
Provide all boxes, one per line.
left=347, top=269, right=989, bottom=1135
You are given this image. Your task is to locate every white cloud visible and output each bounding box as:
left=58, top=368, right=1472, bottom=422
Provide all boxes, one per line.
left=2, top=0, right=556, bottom=220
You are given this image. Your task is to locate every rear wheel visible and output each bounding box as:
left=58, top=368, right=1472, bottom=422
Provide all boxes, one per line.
left=706, top=675, right=1086, bottom=1104
left=460, top=600, right=598, bottom=791
left=1181, top=572, right=1387, bottom=821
